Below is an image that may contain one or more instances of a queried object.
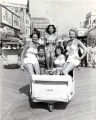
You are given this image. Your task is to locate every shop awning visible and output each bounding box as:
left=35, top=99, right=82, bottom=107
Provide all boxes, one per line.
left=1, top=37, right=20, bottom=42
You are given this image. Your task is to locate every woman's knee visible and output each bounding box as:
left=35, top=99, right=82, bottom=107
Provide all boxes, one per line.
left=62, top=69, right=69, bottom=75
left=62, top=62, right=75, bottom=74
left=46, top=53, right=50, bottom=59
left=50, top=52, right=54, bottom=59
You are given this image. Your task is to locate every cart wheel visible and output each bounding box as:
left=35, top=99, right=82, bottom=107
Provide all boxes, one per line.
left=48, top=104, right=53, bottom=112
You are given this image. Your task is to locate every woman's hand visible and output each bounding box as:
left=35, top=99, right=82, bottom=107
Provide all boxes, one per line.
left=74, top=56, right=81, bottom=60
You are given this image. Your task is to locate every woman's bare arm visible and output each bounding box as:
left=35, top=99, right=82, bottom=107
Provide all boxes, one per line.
left=21, top=41, right=29, bottom=63
left=78, top=40, right=87, bottom=60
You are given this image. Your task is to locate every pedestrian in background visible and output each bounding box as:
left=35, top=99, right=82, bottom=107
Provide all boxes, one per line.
left=91, top=44, right=96, bottom=68
left=86, top=44, right=92, bottom=67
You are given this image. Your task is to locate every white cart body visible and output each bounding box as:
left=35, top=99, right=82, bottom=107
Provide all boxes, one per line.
left=31, top=75, right=75, bottom=103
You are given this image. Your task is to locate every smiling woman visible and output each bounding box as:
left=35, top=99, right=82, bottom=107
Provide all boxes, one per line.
left=62, top=29, right=87, bottom=75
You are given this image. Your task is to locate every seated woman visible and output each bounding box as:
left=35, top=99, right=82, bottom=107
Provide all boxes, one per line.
left=21, top=32, right=40, bottom=94
left=53, top=46, right=65, bottom=75
left=62, top=29, right=87, bottom=75
left=37, top=45, right=46, bottom=75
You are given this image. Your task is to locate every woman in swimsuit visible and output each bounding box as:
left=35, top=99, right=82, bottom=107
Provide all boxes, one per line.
left=21, top=32, right=40, bottom=94
left=53, top=46, right=65, bottom=75
left=62, top=29, right=87, bottom=75
left=44, top=25, right=58, bottom=70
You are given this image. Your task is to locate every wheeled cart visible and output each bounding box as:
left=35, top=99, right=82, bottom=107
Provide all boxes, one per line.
left=30, top=74, right=75, bottom=112
left=2, top=42, right=20, bottom=67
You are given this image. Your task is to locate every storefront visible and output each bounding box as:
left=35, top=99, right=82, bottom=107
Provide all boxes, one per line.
left=0, top=5, right=20, bottom=39
left=77, top=28, right=88, bottom=45
left=0, top=5, right=22, bottom=66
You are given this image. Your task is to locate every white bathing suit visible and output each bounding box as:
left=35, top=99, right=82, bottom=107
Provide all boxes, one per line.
left=66, top=40, right=80, bottom=66
left=54, top=54, right=65, bottom=67
left=24, top=47, right=39, bottom=64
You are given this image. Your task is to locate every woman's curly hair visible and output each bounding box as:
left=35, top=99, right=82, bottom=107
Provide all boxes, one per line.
left=37, top=45, right=45, bottom=52
left=30, top=32, right=40, bottom=39
left=46, top=25, right=56, bottom=34
left=55, top=45, right=64, bottom=57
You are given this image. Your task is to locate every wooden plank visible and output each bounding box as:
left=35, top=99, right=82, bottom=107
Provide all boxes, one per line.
left=0, top=66, right=96, bottom=120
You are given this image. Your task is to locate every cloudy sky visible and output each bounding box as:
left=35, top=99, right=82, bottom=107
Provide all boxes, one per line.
left=1, top=0, right=96, bottom=35
left=29, top=0, right=96, bottom=34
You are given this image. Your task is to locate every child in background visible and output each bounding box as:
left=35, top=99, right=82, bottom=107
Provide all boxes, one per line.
left=37, top=45, right=46, bottom=74
left=53, top=46, right=65, bottom=75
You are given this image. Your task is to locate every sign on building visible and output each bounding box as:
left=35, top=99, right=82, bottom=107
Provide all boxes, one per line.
left=0, top=5, right=20, bottom=30
left=77, top=28, right=88, bottom=37
left=1, top=6, right=12, bottom=26
left=13, top=14, right=20, bottom=30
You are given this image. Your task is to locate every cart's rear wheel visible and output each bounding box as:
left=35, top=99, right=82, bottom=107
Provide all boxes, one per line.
left=48, top=104, right=53, bottom=112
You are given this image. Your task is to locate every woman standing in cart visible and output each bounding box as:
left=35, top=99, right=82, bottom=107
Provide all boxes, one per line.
left=21, top=32, right=40, bottom=93
left=44, top=25, right=58, bottom=70
left=62, top=29, right=87, bottom=75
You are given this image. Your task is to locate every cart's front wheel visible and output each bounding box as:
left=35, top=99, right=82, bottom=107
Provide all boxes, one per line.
left=48, top=104, right=53, bottom=112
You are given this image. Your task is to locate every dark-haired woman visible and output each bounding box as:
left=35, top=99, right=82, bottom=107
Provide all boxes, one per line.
left=21, top=32, right=40, bottom=94
left=53, top=46, right=65, bottom=75
left=44, top=25, right=58, bottom=70
left=62, top=29, right=87, bottom=75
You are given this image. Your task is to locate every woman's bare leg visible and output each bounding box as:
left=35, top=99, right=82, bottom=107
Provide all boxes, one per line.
left=62, top=62, right=75, bottom=75
left=46, top=53, right=50, bottom=69
left=56, top=69, right=61, bottom=75
left=25, top=64, right=34, bottom=95
left=40, top=68, right=45, bottom=75
left=50, top=52, right=54, bottom=69
left=62, top=62, right=69, bottom=73
left=33, top=63, right=40, bottom=74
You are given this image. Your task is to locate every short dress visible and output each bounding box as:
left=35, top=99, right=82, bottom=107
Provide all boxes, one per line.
left=54, top=54, right=65, bottom=71
left=66, top=40, right=80, bottom=66
left=24, top=47, right=39, bottom=64
left=45, top=33, right=57, bottom=54
left=54, top=54, right=65, bottom=67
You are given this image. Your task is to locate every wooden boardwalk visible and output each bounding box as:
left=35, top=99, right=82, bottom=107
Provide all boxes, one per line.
left=0, top=60, right=96, bottom=120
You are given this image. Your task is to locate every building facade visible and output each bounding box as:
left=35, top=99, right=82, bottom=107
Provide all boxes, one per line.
left=1, top=1, right=31, bottom=37
left=31, top=17, right=50, bottom=37
left=84, top=11, right=96, bottom=45
left=84, top=11, right=96, bottom=29
left=0, top=5, right=20, bottom=38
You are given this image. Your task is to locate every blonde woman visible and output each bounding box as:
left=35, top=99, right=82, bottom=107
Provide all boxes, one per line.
left=62, top=29, right=87, bottom=75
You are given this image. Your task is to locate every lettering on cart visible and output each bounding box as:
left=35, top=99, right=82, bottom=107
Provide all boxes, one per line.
left=46, top=89, right=54, bottom=91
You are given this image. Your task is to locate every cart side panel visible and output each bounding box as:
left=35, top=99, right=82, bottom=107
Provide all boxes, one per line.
left=31, top=75, right=75, bottom=102
left=32, top=81, right=68, bottom=102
